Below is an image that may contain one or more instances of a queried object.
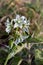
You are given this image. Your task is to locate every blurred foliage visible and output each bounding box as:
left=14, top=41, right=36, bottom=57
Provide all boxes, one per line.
left=0, top=0, right=43, bottom=65
left=35, top=49, right=43, bottom=65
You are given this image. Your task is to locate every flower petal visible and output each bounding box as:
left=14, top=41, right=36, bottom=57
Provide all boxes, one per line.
left=14, top=23, right=18, bottom=28
left=16, top=15, right=20, bottom=20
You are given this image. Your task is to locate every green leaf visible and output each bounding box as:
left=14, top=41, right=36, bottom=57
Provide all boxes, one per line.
left=4, top=44, right=25, bottom=65
left=26, top=37, right=43, bottom=43
left=0, top=48, right=8, bottom=65
left=9, top=39, right=14, bottom=48
left=35, top=49, right=43, bottom=65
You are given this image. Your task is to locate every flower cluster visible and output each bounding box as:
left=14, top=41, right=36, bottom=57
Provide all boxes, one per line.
left=5, top=15, right=30, bottom=45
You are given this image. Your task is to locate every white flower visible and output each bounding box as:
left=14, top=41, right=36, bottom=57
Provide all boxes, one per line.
left=27, top=20, right=30, bottom=25
left=21, top=16, right=27, bottom=24
left=16, top=15, right=20, bottom=20
left=18, top=20, right=21, bottom=23
left=5, top=15, right=30, bottom=45
left=21, top=16, right=27, bottom=21
left=22, top=36, right=29, bottom=40
left=5, top=18, right=11, bottom=33
left=5, top=18, right=10, bottom=26
left=20, top=35, right=29, bottom=42
left=23, top=27, right=29, bottom=33
left=24, top=20, right=27, bottom=24
left=19, top=25, right=22, bottom=29
left=14, top=35, right=29, bottom=46
left=14, top=38, right=21, bottom=46
left=14, top=34, right=29, bottom=45
left=14, top=23, right=18, bottom=28
left=11, top=15, right=30, bottom=29
left=5, top=27, right=11, bottom=34
left=20, top=35, right=24, bottom=42
left=11, top=19, right=17, bottom=24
